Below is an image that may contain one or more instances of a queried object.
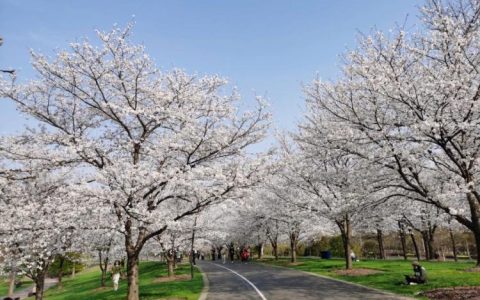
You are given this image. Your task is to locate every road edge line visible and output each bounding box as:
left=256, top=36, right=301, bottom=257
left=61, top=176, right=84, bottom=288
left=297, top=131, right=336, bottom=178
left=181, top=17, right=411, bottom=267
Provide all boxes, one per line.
left=255, top=261, right=412, bottom=300
left=213, top=263, right=267, bottom=300
left=196, top=265, right=209, bottom=300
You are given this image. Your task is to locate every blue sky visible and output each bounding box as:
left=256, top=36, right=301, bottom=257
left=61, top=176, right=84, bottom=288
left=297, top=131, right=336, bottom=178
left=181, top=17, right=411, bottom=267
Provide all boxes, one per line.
left=0, top=0, right=419, bottom=140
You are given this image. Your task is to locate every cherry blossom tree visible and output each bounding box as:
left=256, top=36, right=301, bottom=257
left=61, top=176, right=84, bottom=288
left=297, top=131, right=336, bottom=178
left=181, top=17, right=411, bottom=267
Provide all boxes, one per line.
left=0, top=24, right=270, bottom=299
left=278, top=132, right=374, bottom=269
left=303, top=0, right=480, bottom=266
left=0, top=167, right=100, bottom=300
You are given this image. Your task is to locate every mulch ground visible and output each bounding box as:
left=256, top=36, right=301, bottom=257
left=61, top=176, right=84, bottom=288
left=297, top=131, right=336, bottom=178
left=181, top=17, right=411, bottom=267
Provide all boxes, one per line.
left=333, top=268, right=383, bottom=276
left=153, top=274, right=190, bottom=283
left=422, top=286, right=480, bottom=300
left=287, top=262, right=304, bottom=266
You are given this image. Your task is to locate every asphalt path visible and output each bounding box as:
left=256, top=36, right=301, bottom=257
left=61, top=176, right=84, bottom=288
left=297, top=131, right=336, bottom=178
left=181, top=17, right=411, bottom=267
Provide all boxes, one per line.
left=1, top=278, right=58, bottom=300
left=198, top=261, right=410, bottom=300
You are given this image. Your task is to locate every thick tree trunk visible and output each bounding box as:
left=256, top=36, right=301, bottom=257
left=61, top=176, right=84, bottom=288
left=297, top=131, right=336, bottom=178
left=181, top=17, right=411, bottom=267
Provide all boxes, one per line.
left=421, top=232, right=429, bottom=260
left=98, top=250, right=109, bottom=287
left=290, top=232, right=298, bottom=263
left=338, top=216, right=352, bottom=270
left=398, top=221, right=408, bottom=260
left=272, top=242, right=278, bottom=260
left=57, top=256, right=65, bottom=287
left=429, top=234, right=435, bottom=260
left=126, top=253, right=140, bottom=300
left=168, top=260, right=175, bottom=277
left=34, top=271, right=46, bottom=300
left=166, top=251, right=175, bottom=278
left=268, top=233, right=279, bottom=260
left=410, top=231, right=421, bottom=261
left=376, top=229, right=386, bottom=260
left=8, top=267, right=16, bottom=296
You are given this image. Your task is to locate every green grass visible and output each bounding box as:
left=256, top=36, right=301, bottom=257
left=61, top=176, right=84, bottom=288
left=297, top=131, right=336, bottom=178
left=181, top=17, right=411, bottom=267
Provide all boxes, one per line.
left=28, top=261, right=203, bottom=300
left=259, top=257, right=480, bottom=298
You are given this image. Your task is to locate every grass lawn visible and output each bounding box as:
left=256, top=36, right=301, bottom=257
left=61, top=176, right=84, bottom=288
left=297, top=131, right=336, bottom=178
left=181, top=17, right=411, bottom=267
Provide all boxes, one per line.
left=27, top=261, right=203, bottom=300
left=258, top=257, right=480, bottom=298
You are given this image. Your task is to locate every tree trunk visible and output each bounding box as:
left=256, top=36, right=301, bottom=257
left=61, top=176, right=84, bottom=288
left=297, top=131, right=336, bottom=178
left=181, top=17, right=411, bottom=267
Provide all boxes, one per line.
left=57, top=256, right=65, bottom=287
left=126, top=252, right=140, bottom=300
left=398, top=221, right=407, bottom=260
left=168, top=259, right=175, bottom=277
left=166, top=251, right=175, bottom=278
left=8, top=267, right=16, bottom=296
left=466, top=191, right=480, bottom=266
left=421, top=231, right=431, bottom=260
left=98, top=250, right=109, bottom=287
left=410, top=231, right=421, bottom=261
left=429, top=233, right=435, bottom=260
left=190, top=216, right=197, bottom=280
left=100, top=268, right=107, bottom=287
left=268, top=234, right=278, bottom=260
left=34, top=271, right=46, bottom=300
left=377, top=229, right=386, bottom=260
left=290, top=232, right=298, bottom=263
left=338, top=216, right=352, bottom=270
left=272, top=242, right=278, bottom=260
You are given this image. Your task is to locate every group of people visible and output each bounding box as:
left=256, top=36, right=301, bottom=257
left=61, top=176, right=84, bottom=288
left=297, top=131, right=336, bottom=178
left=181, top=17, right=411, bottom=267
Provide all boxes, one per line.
left=214, top=244, right=250, bottom=264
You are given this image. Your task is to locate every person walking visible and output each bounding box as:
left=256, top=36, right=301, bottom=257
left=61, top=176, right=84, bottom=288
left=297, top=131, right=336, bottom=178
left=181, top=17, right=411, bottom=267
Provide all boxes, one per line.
left=241, top=247, right=248, bottom=262
left=221, top=245, right=228, bottom=264
left=229, top=243, right=235, bottom=263
left=191, top=249, right=197, bottom=266
left=111, top=260, right=122, bottom=291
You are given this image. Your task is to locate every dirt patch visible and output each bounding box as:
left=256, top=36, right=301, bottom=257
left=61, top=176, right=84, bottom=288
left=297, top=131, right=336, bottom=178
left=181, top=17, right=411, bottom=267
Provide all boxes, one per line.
left=333, top=268, right=383, bottom=276
left=422, top=286, right=480, bottom=300
left=465, top=267, right=480, bottom=273
left=288, top=262, right=304, bottom=266
left=153, top=274, right=190, bottom=283
left=93, top=286, right=110, bottom=292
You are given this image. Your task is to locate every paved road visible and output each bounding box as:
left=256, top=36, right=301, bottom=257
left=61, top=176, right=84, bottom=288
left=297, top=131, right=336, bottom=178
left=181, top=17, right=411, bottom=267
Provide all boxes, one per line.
left=1, top=278, right=58, bottom=300
left=198, top=261, right=410, bottom=300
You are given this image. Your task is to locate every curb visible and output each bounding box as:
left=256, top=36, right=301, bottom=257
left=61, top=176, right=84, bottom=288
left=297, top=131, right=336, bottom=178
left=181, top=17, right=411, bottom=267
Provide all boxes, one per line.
left=255, top=262, right=413, bottom=300
left=196, top=265, right=209, bottom=300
